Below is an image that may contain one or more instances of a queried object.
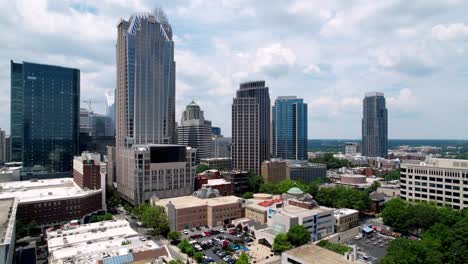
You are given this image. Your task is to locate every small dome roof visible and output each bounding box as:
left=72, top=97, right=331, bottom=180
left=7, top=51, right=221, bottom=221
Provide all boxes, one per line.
left=287, top=187, right=304, bottom=195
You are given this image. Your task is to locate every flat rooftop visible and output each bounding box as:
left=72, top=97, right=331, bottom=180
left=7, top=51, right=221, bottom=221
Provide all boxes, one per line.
left=334, top=208, right=359, bottom=219
left=155, top=195, right=241, bottom=209
left=0, top=178, right=101, bottom=203
left=0, top=198, right=16, bottom=245
left=48, top=220, right=160, bottom=263
left=279, top=205, right=332, bottom=218
left=403, top=158, right=468, bottom=170
left=285, top=244, right=354, bottom=264
left=206, top=178, right=231, bottom=185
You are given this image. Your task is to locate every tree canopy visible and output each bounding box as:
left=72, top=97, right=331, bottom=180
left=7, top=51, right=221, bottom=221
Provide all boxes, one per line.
left=315, top=185, right=369, bottom=211
left=384, top=169, right=401, bottom=181
left=247, top=172, right=264, bottom=193
left=380, top=199, right=468, bottom=264
left=287, top=225, right=311, bottom=247
left=134, top=204, right=170, bottom=237
left=90, top=213, right=113, bottom=223
left=241, top=192, right=254, bottom=199
left=236, top=252, right=249, bottom=264
left=272, top=233, right=292, bottom=252
left=196, top=164, right=211, bottom=174
left=168, top=231, right=181, bottom=241
left=310, top=153, right=352, bottom=169
left=193, top=252, right=204, bottom=263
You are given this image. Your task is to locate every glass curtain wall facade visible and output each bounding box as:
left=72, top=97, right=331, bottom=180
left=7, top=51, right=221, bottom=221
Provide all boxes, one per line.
left=232, top=81, right=270, bottom=174
left=10, top=61, right=80, bottom=174
left=116, top=10, right=176, bottom=147
left=115, top=9, right=177, bottom=205
left=272, top=96, right=308, bottom=160
left=362, top=92, right=388, bottom=157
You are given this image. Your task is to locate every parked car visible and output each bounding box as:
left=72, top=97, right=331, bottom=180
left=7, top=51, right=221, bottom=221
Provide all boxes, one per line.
left=183, top=229, right=189, bottom=235
left=170, top=239, right=181, bottom=245
left=196, top=226, right=202, bottom=231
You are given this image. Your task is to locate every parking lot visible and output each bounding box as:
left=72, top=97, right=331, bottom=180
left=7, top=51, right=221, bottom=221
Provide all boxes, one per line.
left=177, top=226, right=254, bottom=264
left=346, top=232, right=393, bottom=264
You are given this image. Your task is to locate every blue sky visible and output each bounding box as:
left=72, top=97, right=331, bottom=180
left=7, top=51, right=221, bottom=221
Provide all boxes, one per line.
left=0, top=0, right=467, bottom=139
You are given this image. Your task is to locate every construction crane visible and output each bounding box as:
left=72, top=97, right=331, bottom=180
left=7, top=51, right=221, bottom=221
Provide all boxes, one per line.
left=82, top=99, right=105, bottom=113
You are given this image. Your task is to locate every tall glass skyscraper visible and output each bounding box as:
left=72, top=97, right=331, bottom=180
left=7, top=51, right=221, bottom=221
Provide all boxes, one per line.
left=115, top=9, right=185, bottom=205
left=272, top=96, right=308, bottom=160
left=10, top=61, right=80, bottom=177
left=362, top=92, right=388, bottom=157
left=232, top=81, right=270, bottom=174
left=116, top=8, right=176, bottom=147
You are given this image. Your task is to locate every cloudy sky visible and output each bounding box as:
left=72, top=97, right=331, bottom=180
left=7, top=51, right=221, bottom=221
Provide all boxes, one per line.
left=1, top=0, right=467, bottom=139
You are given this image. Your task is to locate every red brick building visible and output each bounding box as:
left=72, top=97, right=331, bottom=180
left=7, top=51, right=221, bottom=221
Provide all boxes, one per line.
left=0, top=178, right=103, bottom=225
left=195, top=170, right=234, bottom=196
left=73, top=152, right=104, bottom=190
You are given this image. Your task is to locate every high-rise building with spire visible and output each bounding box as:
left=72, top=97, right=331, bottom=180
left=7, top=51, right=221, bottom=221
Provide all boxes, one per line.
left=113, top=9, right=195, bottom=205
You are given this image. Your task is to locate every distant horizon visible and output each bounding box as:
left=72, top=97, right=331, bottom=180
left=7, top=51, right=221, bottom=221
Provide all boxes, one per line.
left=308, top=139, right=468, bottom=141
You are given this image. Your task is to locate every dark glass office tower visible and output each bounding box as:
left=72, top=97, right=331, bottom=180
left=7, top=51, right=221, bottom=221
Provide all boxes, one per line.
left=232, top=81, right=270, bottom=174
left=362, top=92, right=388, bottom=157
left=272, top=96, right=308, bottom=160
left=10, top=61, right=80, bottom=177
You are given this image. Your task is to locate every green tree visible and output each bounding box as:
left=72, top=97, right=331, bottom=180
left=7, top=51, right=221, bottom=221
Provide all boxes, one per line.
left=168, top=260, right=183, bottom=264
left=16, top=220, right=39, bottom=239
left=90, top=213, right=113, bottom=223
left=132, top=203, right=150, bottom=218
left=317, top=240, right=352, bottom=255
left=311, top=153, right=351, bottom=169
left=259, top=182, right=279, bottom=194
left=107, top=188, right=121, bottom=209
left=196, top=164, right=210, bottom=174
left=193, top=252, right=204, bottom=263
left=141, top=205, right=170, bottom=236
left=384, top=169, right=401, bottom=181
left=237, top=252, right=249, bottom=264
left=276, top=179, right=308, bottom=194
left=368, top=181, right=381, bottom=193
left=287, top=225, right=310, bottom=247
left=381, top=198, right=413, bottom=232
left=272, top=233, right=292, bottom=252
left=168, top=231, right=181, bottom=241
left=315, top=185, right=369, bottom=211
left=247, top=172, right=264, bottom=193
left=178, top=239, right=191, bottom=252
left=308, top=182, right=320, bottom=197
left=242, top=192, right=254, bottom=199
left=380, top=238, right=441, bottom=264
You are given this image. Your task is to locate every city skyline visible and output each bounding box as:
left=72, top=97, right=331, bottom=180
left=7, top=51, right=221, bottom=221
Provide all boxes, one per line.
left=1, top=1, right=468, bottom=139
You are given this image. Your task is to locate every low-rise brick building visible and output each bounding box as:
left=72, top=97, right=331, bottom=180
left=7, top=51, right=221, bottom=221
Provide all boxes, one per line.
left=152, top=195, right=242, bottom=231
left=0, top=178, right=103, bottom=225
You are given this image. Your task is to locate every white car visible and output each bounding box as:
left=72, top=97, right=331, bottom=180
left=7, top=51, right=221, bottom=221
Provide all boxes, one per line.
left=219, top=228, right=225, bottom=233
left=139, top=236, right=146, bottom=241
left=183, top=229, right=189, bottom=235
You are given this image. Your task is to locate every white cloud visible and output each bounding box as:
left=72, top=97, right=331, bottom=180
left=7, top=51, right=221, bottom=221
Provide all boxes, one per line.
left=252, top=43, right=296, bottom=76
left=387, top=88, right=417, bottom=110
left=431, top=23, right=468, bottom=40
left=309, top=96, right=361, bottom=117
left=0, top=0, right=467, bottom=138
